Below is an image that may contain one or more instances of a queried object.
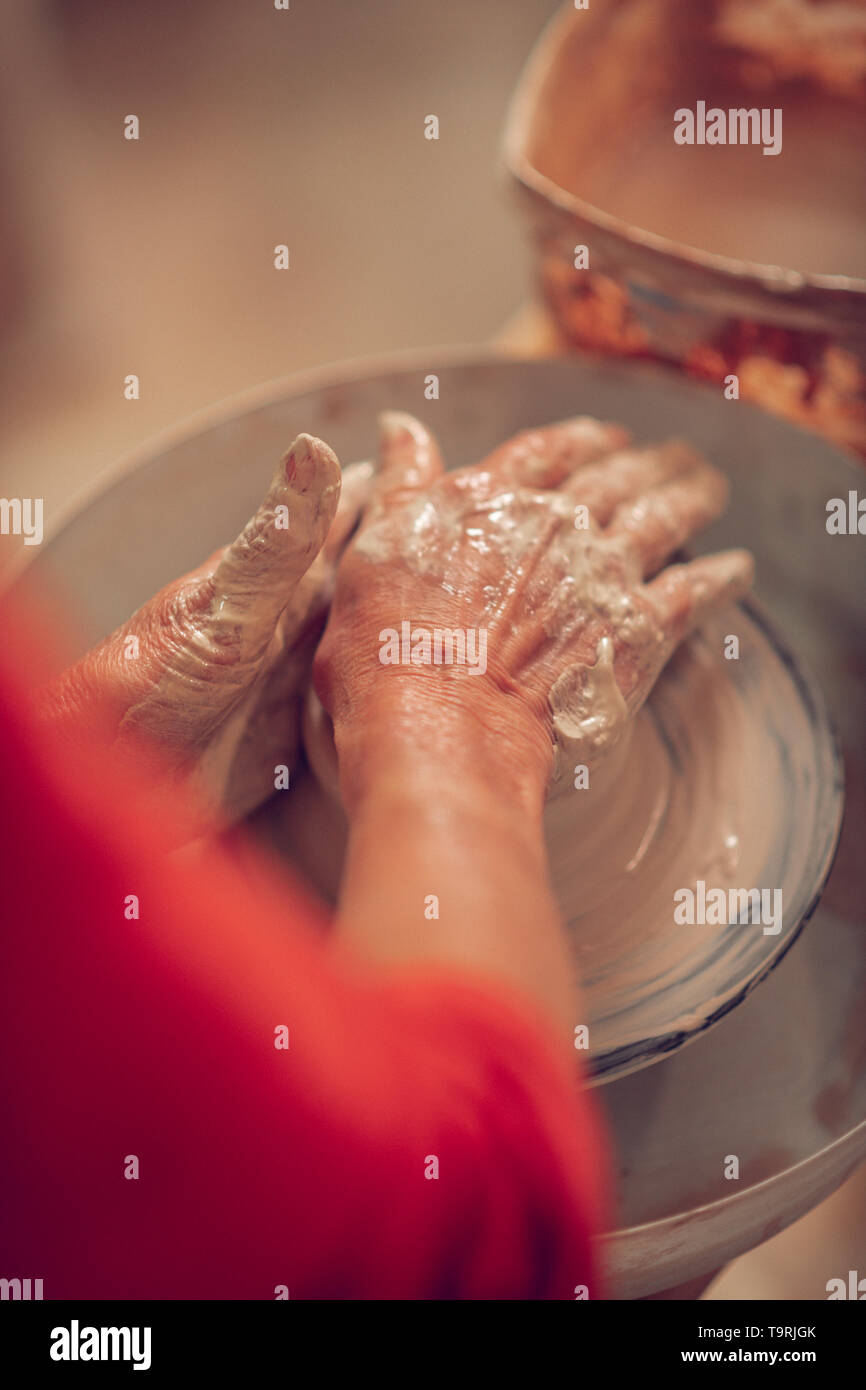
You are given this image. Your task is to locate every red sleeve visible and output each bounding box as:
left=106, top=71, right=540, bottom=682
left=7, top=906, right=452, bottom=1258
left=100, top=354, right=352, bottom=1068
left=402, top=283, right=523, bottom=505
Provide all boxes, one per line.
left=0, top=612, right=610, bottom=1301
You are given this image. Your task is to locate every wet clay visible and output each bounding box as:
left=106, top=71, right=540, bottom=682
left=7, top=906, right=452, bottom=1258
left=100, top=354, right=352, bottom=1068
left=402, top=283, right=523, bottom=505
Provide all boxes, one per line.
left=302, top=612, right=783, bottom=1052
left=549, top=635, right=630, bottom=772
left=543, top=626, right=780, bottom=1046
left=318, top=460, right=786, bottom=1051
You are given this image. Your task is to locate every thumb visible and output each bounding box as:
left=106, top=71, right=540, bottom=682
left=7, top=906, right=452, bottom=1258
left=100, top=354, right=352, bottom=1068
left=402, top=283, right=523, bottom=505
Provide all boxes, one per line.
left=368, top=411, right=444, bottom=514
left=211, top=432, right=342, bottom=648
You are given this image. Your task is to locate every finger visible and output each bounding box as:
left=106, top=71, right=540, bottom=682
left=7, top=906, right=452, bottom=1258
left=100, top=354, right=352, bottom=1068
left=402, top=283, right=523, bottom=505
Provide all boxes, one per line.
left=644, top=549, right=755, bottom=641
left=322, top=459, right=375, bottom=563
left=605, top=463, right=729, bottom=577
left=480, top=417, right=630, bottom=488
left=276, top=460, right=376, bottom=644
left=560, top=440, right=702, bottom=524
left=211, top=432, right=342, bottom=639
left=369, top=411, right=444, bottom=512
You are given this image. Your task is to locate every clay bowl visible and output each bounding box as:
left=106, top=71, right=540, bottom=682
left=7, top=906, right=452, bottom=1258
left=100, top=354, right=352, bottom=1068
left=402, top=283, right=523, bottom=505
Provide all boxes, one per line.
left=10, top=350, right=845, bottom=1083
left=504, top=0, right=866, bottom=455
left=8, top=349, right=864, bottom=1295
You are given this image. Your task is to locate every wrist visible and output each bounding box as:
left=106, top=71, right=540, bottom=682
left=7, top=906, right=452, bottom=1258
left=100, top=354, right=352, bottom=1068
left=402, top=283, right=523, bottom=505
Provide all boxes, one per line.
left=332, top=682, right=552, bottom=821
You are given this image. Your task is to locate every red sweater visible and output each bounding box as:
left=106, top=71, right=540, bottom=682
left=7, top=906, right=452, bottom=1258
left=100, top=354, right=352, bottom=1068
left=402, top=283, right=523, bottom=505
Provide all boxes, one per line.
left=0, top=608, right=609, bottom=1300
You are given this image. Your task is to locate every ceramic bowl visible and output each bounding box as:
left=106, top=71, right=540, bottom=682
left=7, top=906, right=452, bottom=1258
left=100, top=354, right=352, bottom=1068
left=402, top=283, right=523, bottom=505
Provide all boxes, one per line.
left=9, top=349, right=863, bottom=1294
left=10, top=350, right=845, bottom=1082
left=503, top=0, right=866, bottom=454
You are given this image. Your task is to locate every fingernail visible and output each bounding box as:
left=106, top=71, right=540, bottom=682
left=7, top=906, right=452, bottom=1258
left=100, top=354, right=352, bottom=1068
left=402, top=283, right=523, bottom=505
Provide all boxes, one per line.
left=379, top=410, right=418, bottom=443
left=284, top=433, right=341, bottom=497
left=283, top=433, right=318, bottom=490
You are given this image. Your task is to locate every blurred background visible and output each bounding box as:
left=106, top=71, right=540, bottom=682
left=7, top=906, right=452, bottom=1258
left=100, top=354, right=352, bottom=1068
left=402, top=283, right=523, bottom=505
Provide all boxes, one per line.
left=0, top=0, right=553, bottom=576
left=0, top=0, right=862, bottom=1298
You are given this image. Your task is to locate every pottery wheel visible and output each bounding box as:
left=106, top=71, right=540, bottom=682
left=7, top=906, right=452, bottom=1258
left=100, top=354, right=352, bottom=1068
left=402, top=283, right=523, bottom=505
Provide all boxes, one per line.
left=11, top=353, right=865, bottom=1297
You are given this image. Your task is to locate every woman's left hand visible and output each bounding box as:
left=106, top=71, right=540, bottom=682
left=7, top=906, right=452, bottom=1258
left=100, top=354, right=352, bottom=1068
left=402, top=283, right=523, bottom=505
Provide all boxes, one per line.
left=36, top=435, right=371, bottom=829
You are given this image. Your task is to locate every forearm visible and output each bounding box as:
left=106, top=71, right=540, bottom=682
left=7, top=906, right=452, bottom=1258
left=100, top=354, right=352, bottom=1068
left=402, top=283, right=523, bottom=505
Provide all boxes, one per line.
left=333, top=700, right=581, bottom=1041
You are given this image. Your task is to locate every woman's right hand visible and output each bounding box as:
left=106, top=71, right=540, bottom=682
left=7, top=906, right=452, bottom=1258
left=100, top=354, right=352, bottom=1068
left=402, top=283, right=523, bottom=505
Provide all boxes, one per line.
left=314, top=411, right=754, bottom=812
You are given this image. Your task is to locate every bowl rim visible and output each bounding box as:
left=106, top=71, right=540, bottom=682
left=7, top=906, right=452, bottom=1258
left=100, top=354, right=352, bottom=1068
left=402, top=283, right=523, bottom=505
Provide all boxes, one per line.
left=0, top=343, right=519, bottom=592
left=502, top=1, right=866, bottom=302
left=6, top=342, right=865, bottom=598
left=604, top=1113, right=865, bottom=1244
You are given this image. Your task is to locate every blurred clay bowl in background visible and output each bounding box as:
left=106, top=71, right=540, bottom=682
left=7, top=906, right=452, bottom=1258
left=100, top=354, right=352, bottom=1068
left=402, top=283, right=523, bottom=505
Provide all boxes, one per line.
left=504, top=0, right=866, bottom=455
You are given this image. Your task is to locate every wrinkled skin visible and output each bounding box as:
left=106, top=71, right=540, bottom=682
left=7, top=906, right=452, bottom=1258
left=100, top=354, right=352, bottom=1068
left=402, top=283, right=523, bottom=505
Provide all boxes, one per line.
left=314, top=412, right=754, bottom=809
left=36, top=411, right=753, bottom=838
left=37, top=434, right=373, bottom=829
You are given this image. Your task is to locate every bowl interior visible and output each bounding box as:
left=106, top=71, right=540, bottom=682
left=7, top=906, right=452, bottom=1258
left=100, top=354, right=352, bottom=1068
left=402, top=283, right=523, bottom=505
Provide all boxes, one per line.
left=289, top=588, right=842, bottom=1081
left=510, top=0, right=866, bottom=280
left=562, top=597, right=841, bottom=1078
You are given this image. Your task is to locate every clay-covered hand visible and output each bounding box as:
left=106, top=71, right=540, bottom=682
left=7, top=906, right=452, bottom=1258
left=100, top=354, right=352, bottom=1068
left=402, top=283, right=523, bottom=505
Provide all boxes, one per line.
left=37, top=436, right=372, bottom=827
left=313, top=412, right=754, bottom=808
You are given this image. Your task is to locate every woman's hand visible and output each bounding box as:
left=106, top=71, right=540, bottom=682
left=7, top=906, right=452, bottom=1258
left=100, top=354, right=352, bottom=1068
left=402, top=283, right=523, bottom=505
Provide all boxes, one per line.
left=314, top=412, right=753, bottom=812
left=309, top=410, right=753, bottom=1038
left=37, top=435, right=372, bottom=828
